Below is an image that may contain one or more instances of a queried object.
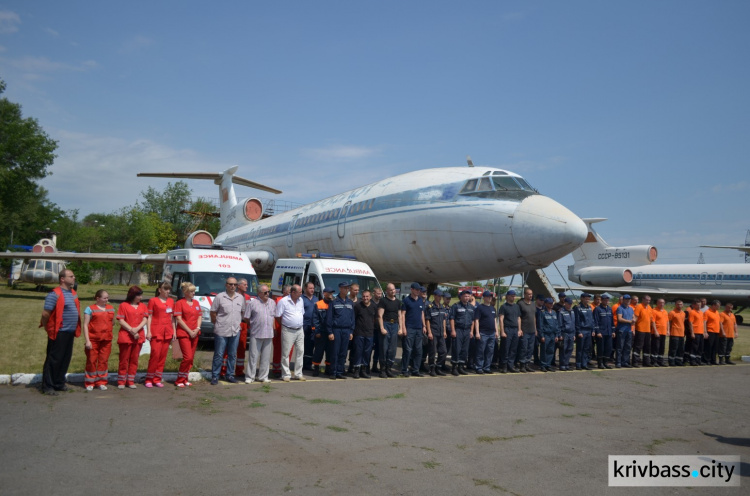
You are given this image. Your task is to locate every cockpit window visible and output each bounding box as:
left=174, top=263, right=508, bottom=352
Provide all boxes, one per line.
left=492, top=170, right=508, bottom=176
left=492, top=176, right=522, bottom=191
left=460, top=179, right=478, bottom=193
left=477, top=177, right=493, bottom=192
left=514, top=177, right=535, bottom=191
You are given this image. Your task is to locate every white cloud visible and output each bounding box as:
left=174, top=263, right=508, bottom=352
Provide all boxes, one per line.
left=3, top=55, right=97, bottom=79
left=710, top=181, right=748, bottom=194
left=0, top=10, right=20, bottom=34
left=302, top=144, right=381, bottom=162
left=44, top=27, right=59, bottom=37
left=120, top=35, right=153, bottom=54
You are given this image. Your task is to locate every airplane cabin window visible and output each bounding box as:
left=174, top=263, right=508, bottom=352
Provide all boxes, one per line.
left=477, top=177, right=493, bottom=192
left=460, top=179, right=478, bottom=193
left=492, top=171, right=508, bottom=176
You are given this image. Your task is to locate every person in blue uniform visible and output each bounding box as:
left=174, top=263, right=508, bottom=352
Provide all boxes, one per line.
left=574, top=293, right=595, bottom=370
left=473, top=290, right=499, bottom=374
left=425, top=290, right=447, bottom=376
left=400, top=282, right=427, bottom=377
left=311, top=287, right=335, bottom=377
left=440, top=292, right=453, bottom=372
left=557, top=297, right=576, bottom=370
left=498, top=290, right=521, bottom=373
left=593, top=293, right=614, bottom=369
left=614, top=295, right=634, bottom=368
left=301, top=282, right=319, bottom=371
left=449, top=289, right=475, bottom=376
left=325, top=282, right=355, bottom=379
left=538, top=298, right=560, bottom=372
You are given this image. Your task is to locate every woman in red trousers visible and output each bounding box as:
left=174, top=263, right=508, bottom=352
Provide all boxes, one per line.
left=174, top=282, right=202, bottom=387
left=145, top=281, right=176, bottom=388
left=83, top=289, right=115, bottom=391
left=116, top=286, right=148, bottom=389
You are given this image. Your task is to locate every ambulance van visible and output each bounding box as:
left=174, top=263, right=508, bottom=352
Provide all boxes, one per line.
left=270, top=255, right=380, bottom=299
left=162, top=231, right=258, bottom=340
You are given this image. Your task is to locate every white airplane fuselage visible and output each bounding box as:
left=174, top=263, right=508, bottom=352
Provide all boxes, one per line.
left=215, top=167, right=588, bottom=282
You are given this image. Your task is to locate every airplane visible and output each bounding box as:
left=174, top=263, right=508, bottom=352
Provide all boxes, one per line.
left=139, top=164, right=587, bottom=282
left=1, top=164, right=588, bottom=287
left=565, top=218, right=750, bottom=323
left=5, top=230, right=70, bottom=289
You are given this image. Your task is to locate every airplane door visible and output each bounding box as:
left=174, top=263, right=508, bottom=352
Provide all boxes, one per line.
left=287, top=215, right=299, bottom=248
left=634, top=272, right=642, bottom=286
left=700, top=272, right=708, bottom=285
left=337, top=201, right=352, bottom=238
left=716, top=272, right=723, bottom=286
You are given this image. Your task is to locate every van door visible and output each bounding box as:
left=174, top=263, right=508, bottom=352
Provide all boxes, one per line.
left=337, top=201, right=351, bottom=238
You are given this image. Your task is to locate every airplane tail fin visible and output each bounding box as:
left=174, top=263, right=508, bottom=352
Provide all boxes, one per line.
left=570, top=218, right=609, bottom=266
left=137, top=167, right=281, bottom=230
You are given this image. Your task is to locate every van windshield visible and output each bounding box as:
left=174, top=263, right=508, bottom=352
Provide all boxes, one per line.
left=320, top=275, right=380, bottom=295
left=191, top=272, right=259, bottom=296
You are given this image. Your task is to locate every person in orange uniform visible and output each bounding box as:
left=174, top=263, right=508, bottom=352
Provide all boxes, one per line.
left=651, top=298, right=669, bottom=367
left=667, top=300, right=686, bottom=366
left=174, top=282, right=202, bottom=387
left=702, top=300, right=723, bottom=365
left=145, top=281, right=176, bottom=388
left=719, top=302, right=737, bottom=365
left=632, top=295, right=654, bottom=367
left=83, top=289, right=115, bottom=391
left=686, top=300, right=705, bottom=366
left=117, top=286, right=148, bottom=389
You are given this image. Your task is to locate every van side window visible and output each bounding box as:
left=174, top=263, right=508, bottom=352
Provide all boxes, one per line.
left=308, top=274, right=321, bottom=299
left=283, top=273, right=300, bottom=288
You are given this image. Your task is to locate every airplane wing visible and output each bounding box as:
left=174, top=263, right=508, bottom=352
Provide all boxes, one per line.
left=137, top=169, right=282, bottom=195
left=699, top=245, right=750, bottom=254
left=0, top=251, right=167, bottom=264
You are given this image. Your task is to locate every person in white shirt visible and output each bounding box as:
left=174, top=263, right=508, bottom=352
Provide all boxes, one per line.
left=275, top=284, right=306, bottom=381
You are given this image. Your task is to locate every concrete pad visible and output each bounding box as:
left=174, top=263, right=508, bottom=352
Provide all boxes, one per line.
left=1, top=365, right=748, bottom=495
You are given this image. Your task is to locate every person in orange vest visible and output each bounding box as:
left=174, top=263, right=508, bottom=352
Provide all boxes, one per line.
left=82, top=289, right=115, bottom=391
left=174, top=282, right=202, bottom=387
left=145, top=282, right=176, bottom=388
left=40, top=269, right=81, bottom=396
left=632, top=295, right=654, bottom=367
left=719, top=302, right=738, bottom=365
left=702, top=300, right=723, bottom=365
left=651, top=298, right=669, bottom=366
left=116, top=286, right=149, bottom=389
left=221, top=278, right=251, bottom=378
left=667, top=299, right=686, bottom=366
left=686, top=299, right=705, bottom=366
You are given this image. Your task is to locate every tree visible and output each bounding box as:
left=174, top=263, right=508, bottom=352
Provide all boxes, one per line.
left=0, top=79, right=59, bottom=248
left=139, top=181, right=192, bottom=233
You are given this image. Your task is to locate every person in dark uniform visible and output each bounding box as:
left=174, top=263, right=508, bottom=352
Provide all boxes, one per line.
left=538, top=297, right=559, bottom=372
left=311, top=287, right=335, bottom=377
left=449, top=289, right=475, bottom=376
left=593, top=293, right=614, bottom=369
left=473, top=290, right=499, bottom=374
left=377, top=283, right=402, bottom=378
left=352, top=290, right=376, bottom=379
left=533, top=294, right=545, bottom=366
left=442, top=292, right=453, bottom=367
left=498, top=290, right=521, bottom=373
left=557, top=297, right=576, bottom=370
left=326, top=282, right=355, bottom=380
left=370, top=286, right=383, bottom=373
left=301, top=282, right=319, bottom=371
left=574, top=293, right=595, bottom=370
left=400, top=282, right=427, bottom=377
left=425, top=290, right=447, bottom=376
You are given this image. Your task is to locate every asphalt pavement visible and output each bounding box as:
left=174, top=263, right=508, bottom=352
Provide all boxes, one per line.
left=1, top=364, right=748, bottom=495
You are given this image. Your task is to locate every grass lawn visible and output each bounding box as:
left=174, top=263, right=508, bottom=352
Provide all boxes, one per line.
left=0, top=282, right=213, bottom=375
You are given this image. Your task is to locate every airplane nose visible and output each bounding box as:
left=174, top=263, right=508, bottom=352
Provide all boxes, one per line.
left=511, top=195, right=587, bottom=266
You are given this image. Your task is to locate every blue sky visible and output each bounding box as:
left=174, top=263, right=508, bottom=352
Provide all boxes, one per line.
left=1, top=1, right=748, bottom=285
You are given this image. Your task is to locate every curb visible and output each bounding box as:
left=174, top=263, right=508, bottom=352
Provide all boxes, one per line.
left=1, top=371, right=210, bottom=386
